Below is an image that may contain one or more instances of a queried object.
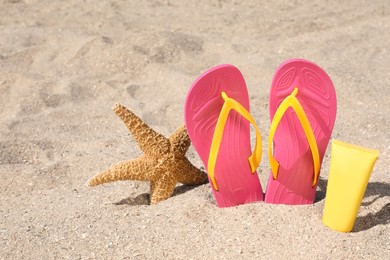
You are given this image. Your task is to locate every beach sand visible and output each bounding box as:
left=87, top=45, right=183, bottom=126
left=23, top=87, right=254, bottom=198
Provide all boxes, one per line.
left=1, top=0, right=389, bottom=259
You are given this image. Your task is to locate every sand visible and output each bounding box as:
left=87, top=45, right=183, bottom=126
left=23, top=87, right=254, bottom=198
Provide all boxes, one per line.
left=1, top=0, right=389, bottom=259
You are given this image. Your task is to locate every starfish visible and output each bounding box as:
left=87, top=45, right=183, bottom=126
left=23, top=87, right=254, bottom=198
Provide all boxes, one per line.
left=88, top=103, right=208, bottom=204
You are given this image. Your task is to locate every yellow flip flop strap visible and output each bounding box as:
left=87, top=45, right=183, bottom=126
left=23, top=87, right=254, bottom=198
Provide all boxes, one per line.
left=268, top=87, right=320, bottom=187
left=208, top=91, right=262, bottom=191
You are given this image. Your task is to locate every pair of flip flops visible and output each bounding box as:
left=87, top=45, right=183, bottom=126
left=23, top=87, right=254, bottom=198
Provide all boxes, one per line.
left=184, top=59, right=337, bottom=208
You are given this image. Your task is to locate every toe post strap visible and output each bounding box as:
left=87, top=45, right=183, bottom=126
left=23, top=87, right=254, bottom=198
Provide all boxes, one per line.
left=268, top=87, right=320, bottom=187
left=208, top=91, right=262, bottom=191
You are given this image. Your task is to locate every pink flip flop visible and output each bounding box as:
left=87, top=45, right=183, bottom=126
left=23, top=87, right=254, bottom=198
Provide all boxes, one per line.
left=185, top=64, right=264, bottom=208
left=265, top=59, right=337, bottom=205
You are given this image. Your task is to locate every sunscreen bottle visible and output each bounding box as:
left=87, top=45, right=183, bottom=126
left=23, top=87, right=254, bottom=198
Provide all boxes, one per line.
left=322, top=139, right=379, bottom=232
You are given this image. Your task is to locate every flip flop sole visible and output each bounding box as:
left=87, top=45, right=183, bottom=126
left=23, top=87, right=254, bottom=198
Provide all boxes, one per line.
left=185, top=64, right=263, bottom=207
left=265, top=59, right=337, bottom=205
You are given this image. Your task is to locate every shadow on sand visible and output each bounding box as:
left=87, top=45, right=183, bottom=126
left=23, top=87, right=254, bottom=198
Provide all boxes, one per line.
left=113, top=184, right=203, bottom=206
left=353, top=181, right=390, bottom=232
left=114, top=177, right=389, bottom=232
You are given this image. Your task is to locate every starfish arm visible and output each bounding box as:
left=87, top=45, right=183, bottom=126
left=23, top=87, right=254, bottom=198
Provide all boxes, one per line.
left=174, top=157, right=209, bottom=185
left=114, top=103, right=170, bottom=156
left=168, top=125, right=191, bottom=156
left=150, top=175, right=177, bottom=205
left=150, top=181, right=156, bottom=198
left=88, top=156, right=155, bottom=186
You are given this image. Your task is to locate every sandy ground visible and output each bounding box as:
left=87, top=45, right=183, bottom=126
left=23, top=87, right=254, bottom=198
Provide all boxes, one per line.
left=1, top=0, right=389, bottom=259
